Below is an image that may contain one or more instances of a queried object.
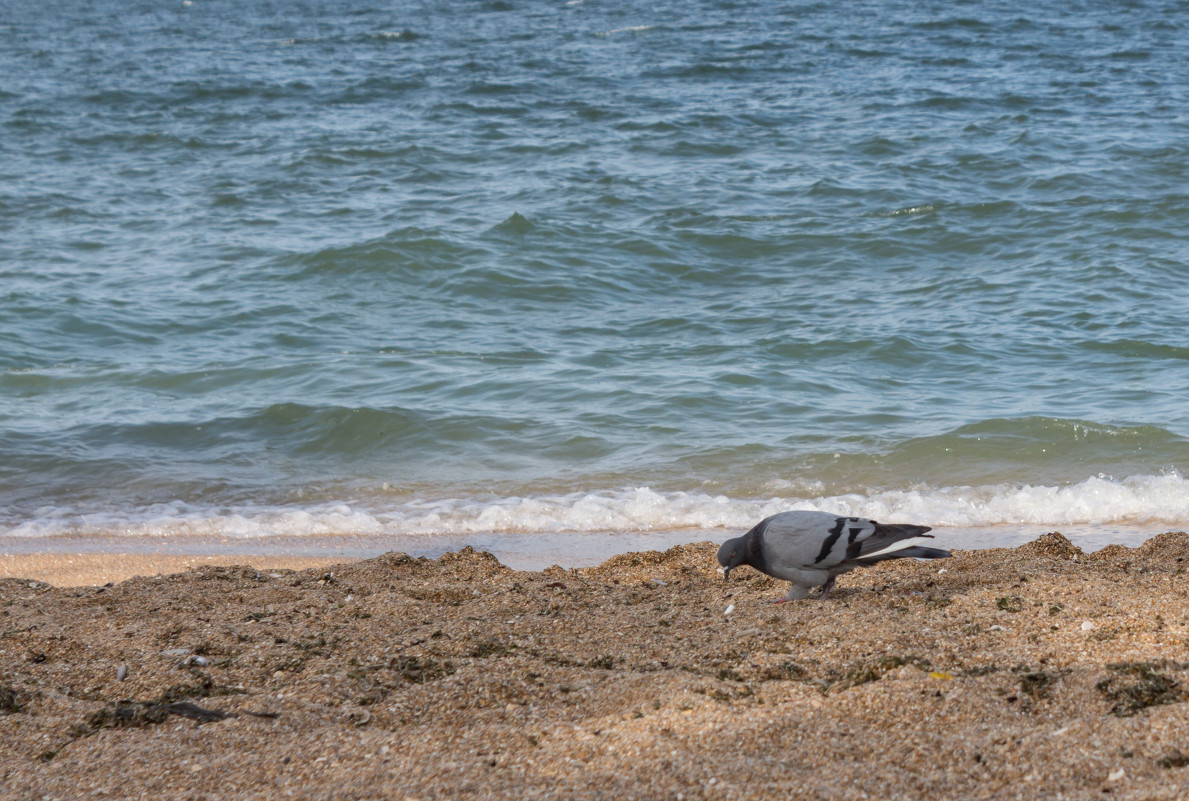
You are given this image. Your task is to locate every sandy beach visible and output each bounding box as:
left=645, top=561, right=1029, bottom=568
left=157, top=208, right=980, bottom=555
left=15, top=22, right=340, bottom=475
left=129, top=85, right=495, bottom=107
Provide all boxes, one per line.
left=2, top=531, right=1188, bottom=800
left=0, top=552, right=346, bottom=590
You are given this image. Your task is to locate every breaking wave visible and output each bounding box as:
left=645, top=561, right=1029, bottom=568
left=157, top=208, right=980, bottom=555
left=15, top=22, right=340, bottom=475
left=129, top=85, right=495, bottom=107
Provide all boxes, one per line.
left=6, top=472, right=1187, bottom=540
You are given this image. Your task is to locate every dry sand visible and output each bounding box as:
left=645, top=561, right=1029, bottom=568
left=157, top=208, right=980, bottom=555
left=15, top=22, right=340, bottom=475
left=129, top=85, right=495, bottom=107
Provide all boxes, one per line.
left=2, top=532, right=1188, bottom=800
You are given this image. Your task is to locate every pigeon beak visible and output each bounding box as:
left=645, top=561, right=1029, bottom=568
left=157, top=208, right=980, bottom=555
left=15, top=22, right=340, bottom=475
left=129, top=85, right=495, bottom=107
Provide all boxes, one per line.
left=722, top=567, right=731, bottom=581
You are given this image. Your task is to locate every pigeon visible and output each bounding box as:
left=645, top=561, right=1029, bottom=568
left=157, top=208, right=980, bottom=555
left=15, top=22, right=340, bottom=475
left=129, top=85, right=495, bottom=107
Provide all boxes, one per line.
left=717, top=510, right=950, bottom=602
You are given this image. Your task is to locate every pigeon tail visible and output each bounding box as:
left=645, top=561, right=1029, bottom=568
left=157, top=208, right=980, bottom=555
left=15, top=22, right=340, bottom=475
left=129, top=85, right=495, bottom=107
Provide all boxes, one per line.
left=858, top=545, right=951, bottom=564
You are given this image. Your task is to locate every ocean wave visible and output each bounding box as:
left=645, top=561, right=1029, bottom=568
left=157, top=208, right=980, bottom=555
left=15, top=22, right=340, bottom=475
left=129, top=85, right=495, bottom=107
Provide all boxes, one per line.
left=276, top=227, right=480, bottom=279
left=5, top=473, right=1187, bottom=540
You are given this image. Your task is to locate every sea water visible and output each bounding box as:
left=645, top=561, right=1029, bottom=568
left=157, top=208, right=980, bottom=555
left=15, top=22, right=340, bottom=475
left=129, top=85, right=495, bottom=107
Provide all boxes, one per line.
left=3, top=0, right=1189, bottom=565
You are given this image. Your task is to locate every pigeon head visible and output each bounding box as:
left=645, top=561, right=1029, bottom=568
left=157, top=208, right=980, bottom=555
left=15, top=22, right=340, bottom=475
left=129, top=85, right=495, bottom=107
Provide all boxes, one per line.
left=717, top=536, right=748, bottom=580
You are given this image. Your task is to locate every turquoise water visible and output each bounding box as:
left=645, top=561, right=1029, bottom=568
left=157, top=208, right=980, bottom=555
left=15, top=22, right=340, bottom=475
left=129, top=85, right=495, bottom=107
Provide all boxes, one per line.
left=3, top=0, right=1189, bottom=558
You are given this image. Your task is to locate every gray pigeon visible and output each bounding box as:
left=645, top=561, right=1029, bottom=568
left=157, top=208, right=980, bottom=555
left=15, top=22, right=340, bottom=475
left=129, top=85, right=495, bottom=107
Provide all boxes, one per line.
left=717, top=510, right=950, bottom=601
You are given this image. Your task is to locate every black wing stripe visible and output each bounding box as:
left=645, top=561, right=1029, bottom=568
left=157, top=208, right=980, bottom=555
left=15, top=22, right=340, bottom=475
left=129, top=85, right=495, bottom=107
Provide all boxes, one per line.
left=814, top=518, right=847, bottom=564
left=844, top=525, right=866, bottom=559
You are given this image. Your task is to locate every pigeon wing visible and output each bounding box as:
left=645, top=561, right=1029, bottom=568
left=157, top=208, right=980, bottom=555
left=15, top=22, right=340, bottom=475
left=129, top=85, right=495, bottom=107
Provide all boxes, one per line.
left=756, top=511, right=862, bottom=572
left=752, top=511, right=941, bottom=574
left=848, top=522, right=935, bottom=561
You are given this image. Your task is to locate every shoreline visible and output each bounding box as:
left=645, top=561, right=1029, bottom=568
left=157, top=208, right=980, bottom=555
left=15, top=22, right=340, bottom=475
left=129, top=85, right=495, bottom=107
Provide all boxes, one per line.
left=2, top=531, right=1188, bottom=798
left=2, top=525, right=1180, bottom=588
left=0, top=552, right=349, bottom=589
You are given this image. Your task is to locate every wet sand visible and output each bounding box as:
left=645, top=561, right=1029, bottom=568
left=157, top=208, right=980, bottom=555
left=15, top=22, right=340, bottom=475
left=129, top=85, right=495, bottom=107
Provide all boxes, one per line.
left=0, top=552, right=346, bottom=589
left=2, top=531, right=1188, bottom=800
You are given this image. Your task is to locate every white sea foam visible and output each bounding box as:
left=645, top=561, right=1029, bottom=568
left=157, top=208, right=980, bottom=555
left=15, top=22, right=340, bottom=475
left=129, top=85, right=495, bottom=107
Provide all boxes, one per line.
left=4, top=473, right=1187, bottom=542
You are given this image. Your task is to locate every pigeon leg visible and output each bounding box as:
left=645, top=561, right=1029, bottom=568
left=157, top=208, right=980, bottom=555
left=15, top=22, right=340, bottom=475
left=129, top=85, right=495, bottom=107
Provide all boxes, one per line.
left=818, top=576, right=837, bottom=600
left=773, top=584, right=812, bottom=604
